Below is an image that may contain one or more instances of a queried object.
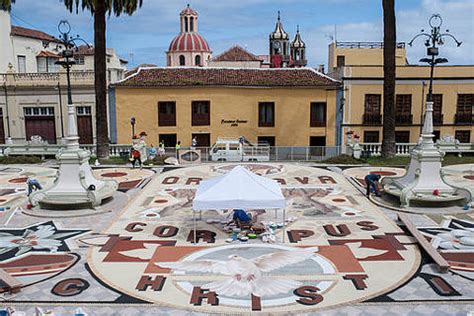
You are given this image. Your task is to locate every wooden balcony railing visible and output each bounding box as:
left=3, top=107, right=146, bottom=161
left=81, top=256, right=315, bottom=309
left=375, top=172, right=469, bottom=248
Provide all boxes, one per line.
left=455, top=112, right=473, bottom=125
left=363, top=113, right=382, bottom=125
left=395, top=114, right=413, bottom=125
left=158, top=114, right=176, bottom=126
left=192, top=114, right=210, bottom=126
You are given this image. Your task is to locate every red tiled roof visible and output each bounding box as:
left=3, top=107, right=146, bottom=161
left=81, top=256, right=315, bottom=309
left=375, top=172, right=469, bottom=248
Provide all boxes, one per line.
left=124, top=64, right=158, bottom=78
left=37, top=50, right=60, bottom=58
left=116, top=67, right=339, bottom=88
left=74, top=45, right=95, bottom=56
left=211, top=46, right=262, bottom=62
left=11, top=25, right=58, bottom=42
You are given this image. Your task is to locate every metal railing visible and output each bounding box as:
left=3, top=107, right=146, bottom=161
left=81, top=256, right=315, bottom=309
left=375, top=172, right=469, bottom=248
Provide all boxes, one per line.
left=0, top=142, right=471, bottom=161
left=363, top=113, right=382, bottom=125
left=335, top=41, right=406, bottom=49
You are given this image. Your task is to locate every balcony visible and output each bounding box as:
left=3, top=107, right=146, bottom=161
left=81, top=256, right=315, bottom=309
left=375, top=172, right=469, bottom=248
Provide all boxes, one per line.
left=192, top=114, right=210, bottom=126
left=395, top=114, right=413, bottom=125
left=363, top=113, right=382, bottom=125
left=433, top=113, right=444, bottom=125
left=455, top=112, right=474, bottom=125
left=1, top=71, right=95, bottom=87
left=158, top=114, right=176, bottom=127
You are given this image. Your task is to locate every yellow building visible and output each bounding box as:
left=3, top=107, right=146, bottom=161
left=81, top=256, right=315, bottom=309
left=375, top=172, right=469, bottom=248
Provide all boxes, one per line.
left=110, top=67, right=339, bottom=147
left=329, top=41, right=474, bottom=144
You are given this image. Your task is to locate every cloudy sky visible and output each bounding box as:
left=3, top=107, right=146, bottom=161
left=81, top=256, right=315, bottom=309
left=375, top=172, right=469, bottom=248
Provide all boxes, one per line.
left=7, top=0, right=474, bottom=68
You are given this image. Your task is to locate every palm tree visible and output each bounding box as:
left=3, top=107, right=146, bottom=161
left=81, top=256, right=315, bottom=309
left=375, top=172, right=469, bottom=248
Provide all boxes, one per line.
left=63, top=0, right=143, bottom=158
left=381, top=0, right=396, bottom=158
left=0, top=0, right=12, bottom=10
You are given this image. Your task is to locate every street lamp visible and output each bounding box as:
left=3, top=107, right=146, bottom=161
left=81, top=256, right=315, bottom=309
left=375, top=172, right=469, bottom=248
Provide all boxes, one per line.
left=408, top=14, right=461, bottom=102
left=130, top=117, right=136, bottom=138
left=54, top=20, right=90, bottom=149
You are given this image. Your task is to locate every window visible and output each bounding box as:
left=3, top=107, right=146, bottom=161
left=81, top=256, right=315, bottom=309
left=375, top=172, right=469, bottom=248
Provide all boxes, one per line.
left=395, top=131, right=410, bottom=143
left=455, top=94, right=473, bottom=124
left=158, top=101, right=176, bottom=126
left=195, top=55, right=201, bottom=66
left=184, top=17, right=189, bottom=32
left=431, top=94, right=443, bottom=125
left=74, top=56, right=85, bottom=65
left=395, top=94, right=413, bottom=124
left=192, top=101, right=210, bottom=126
left=310, top=102, right=326, bottom=127
left=24, top=107, right=54, bottom=116
left=179, top=55, right=186, bottom=66
left=455, top=130, right=471, bottom=143
left=364, top=131, right=380, bottom=143
left=258, top=102, right=275, bottom=127
left=17, top=55, right=26, bottom=73
left=190, top=17, right=194, bottom=32
left=37, top=57, right=58, bottom=73
left=363, top=94, right=382, bottom=124
left=76, top=106, right=92, bottom=116
left=336, top=55, right=345, bottom=68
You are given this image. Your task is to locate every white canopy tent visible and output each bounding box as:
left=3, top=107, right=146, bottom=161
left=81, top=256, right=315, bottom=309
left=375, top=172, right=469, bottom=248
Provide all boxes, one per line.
left=192, top=165, right=287, bottom=243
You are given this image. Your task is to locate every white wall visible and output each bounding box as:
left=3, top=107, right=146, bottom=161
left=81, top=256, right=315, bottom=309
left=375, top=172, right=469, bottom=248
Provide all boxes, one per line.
left=0, top=10, right=14, bottom=73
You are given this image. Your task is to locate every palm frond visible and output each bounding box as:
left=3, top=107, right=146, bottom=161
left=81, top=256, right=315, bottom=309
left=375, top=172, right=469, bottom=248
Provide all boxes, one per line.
left=0, top=0, right=16, bottom=12
left=61, top=0, right=142, bottom=16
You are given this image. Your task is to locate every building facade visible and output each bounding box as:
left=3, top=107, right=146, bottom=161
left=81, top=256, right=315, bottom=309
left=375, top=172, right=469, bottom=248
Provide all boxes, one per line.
left=111, top=67, right=339, bottom=147
left=166, top=5, right=212, bottom=67
left=329, top=41, right=473, bottom=144
left=0, top=9, right=127, bottom=145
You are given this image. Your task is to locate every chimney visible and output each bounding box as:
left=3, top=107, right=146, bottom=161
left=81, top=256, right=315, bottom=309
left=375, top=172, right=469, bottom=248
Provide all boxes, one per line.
left=318, top=64, right=325, bottom=74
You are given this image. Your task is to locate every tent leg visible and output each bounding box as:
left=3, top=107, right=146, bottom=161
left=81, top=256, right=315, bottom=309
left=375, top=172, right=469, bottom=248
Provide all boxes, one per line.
left=194, top=211, right=197, bottom=244
left=282, top=208, right=286, bottom=243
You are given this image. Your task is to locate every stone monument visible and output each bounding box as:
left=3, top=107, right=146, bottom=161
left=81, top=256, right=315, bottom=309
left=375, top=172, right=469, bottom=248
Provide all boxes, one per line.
left=29, top=20, right=117, bottom=209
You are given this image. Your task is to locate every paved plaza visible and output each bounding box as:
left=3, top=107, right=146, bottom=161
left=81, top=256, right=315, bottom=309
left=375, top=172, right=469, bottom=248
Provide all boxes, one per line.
left=0, top=163, right=470, bottom=315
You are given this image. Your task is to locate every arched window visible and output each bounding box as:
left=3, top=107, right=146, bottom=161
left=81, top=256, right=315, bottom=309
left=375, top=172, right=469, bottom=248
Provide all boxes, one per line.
left=195, top=55, right=201, bottom=66
left=184, top=17, right=188, bottom=32
left=179, top=55, right=186, bottom=66
left=168, top=56, right=171, bottom=66
left=190, top=17, right=194, bottom=32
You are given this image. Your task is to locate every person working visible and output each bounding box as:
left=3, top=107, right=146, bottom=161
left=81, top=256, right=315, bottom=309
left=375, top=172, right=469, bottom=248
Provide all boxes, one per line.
left=27, top=177, right=43, bottom=196
left=175, top=141, right=181, bottom=158
left=228, top=209, right=252, bottom=228
left=364, top=173, right=382, bottom=197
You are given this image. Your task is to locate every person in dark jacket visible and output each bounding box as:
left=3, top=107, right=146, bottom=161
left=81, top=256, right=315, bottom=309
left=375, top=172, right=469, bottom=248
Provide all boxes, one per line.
left=364, top=173, right=382, bottom=197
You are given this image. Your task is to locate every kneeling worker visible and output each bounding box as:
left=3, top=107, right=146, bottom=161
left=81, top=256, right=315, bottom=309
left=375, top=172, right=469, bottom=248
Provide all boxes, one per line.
left=229, top=209, right=252, bottom=228
left=364, top=173, right=382, bottom=197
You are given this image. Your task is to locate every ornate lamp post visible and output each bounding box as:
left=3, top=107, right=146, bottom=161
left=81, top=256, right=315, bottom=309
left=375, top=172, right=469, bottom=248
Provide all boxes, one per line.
left=409, top=14, right=461, bottom=104
left=29, top=20, right=117, bottom=210
left=54, top=20, right=89, bottom=149
left=382, top=14, right=470, bottom=208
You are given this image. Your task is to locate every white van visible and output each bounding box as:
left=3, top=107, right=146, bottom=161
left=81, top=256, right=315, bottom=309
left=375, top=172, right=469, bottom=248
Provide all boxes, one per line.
left=210, top=137, right=270, bottom=162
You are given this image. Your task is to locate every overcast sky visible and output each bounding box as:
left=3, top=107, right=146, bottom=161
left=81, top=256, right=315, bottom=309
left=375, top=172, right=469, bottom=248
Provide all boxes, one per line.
left=7, top=0, right=474, bottom=68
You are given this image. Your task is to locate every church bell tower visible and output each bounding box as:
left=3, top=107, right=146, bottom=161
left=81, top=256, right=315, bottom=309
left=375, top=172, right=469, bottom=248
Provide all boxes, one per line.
left=269, top=11, right=290, bottom=68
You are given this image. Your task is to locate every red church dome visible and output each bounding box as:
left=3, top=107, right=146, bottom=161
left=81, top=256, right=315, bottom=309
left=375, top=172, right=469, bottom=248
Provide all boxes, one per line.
left=168, top=33, right=211, bottom=53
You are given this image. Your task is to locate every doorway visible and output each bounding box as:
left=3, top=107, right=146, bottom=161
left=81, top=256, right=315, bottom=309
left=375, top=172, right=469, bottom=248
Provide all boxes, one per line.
left=192, top=133, right=210, bottom=147
left=159, top=134, right=177, bottom=147
left=309, top=136, right=326, bottom=157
